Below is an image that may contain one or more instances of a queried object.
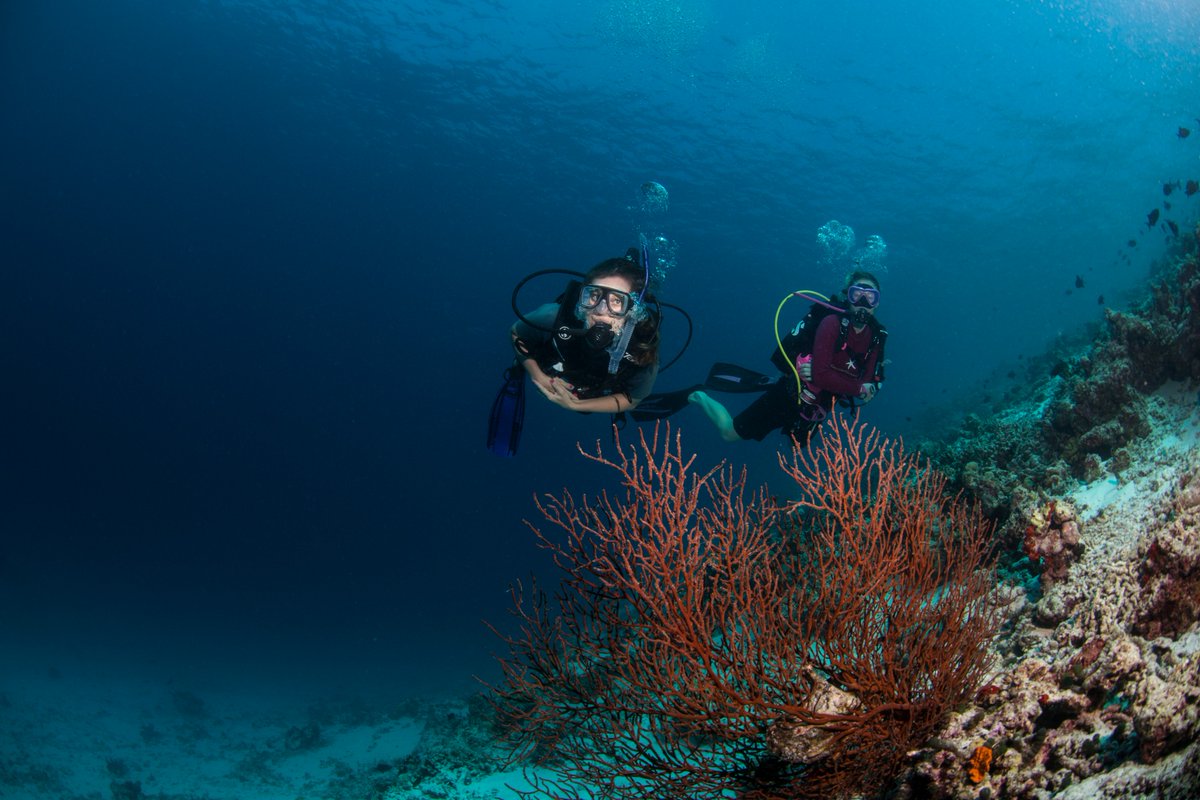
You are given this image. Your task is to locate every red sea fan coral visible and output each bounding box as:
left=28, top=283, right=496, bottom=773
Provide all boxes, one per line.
left=487, top=418, right=1002, bottom=800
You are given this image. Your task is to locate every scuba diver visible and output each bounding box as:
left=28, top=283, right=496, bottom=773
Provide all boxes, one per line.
left=487, top=247, right=668, bottom=457
left=633, top=270, right=887, bottom=447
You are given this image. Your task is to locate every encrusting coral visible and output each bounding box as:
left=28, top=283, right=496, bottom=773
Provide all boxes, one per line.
left=966, top=745, right=993, bottom=783
left=1022, top=499, right=1084, bottom=589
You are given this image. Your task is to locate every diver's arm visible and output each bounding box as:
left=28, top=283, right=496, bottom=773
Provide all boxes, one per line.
left=510, top=329, right=534, bottom=364
left=531, top=374, right=633, bottom=413
left=510, top=303, right=557, bottom=361
left=856, top=349, right=882, bottom=403
left=622, top=360, right=657, bottom=408
left=511, top=314, right=556, bottom=394
left=523, top=358, right=552, bottom=388
left=513, top=338, right=556, bottom=396
left=551, top=388, right=635, bottom=414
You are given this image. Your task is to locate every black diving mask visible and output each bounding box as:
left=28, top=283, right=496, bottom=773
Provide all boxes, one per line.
left=577, top=284, right=636, bottom=318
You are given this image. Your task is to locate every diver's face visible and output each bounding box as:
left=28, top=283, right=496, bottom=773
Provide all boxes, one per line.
left=583, top=274, right=635, bottom=330
left=847, top=280, right=879, bottom=325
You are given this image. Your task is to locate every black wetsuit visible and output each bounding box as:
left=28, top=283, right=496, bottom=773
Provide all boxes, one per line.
left=512, top=303, right=658, bottom=403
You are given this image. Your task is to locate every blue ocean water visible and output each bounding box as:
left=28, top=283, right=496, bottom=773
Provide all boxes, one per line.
left=1, top=0, right=1197, bottom=710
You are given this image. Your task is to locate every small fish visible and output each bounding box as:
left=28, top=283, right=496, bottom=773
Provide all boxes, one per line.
left=1167, top=220, right=1179, bottom=236
left=1165, top=201, right=1172, bottom=211
left=1075, top=274, right=1085, bottom=289
left=1181, top=127, right=1192, bottom=138
left=1147, top=208, right=1160, bottom=227
left=1097, top=295, right=1105, bottom=305
left=1127, top=239, right=1137, bottom=247
left=1186, top=179, right=1199, bottom=197
left=1163, top=182, right=1174, bottom=196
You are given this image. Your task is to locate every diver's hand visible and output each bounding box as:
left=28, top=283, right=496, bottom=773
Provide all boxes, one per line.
left=536, top=375, right=582, bottom=409
left=525, top=362, right=563, bottom=400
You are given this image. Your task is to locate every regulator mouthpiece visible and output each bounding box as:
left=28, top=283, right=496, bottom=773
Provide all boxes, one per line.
left=585, top=322, right=615, bottom=350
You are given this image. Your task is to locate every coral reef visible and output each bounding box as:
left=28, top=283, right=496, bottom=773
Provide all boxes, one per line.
left=923, top=224, right=1200, bottom=521
left=411, top=228, right=1200, bottom=800
left=898, top=399, right=1200, bottom=797
left=899, top=227, right=1200, bottom=798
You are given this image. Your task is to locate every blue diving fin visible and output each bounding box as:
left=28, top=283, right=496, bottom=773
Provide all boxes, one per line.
left=487, top=364, right=526, bottom=457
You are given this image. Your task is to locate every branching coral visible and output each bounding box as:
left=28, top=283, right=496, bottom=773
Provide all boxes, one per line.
left=487, top=418, right=1001, bottom=800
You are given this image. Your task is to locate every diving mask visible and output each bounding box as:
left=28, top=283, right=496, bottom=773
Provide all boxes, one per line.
left=847, top=284, right=880, bottom=309
left=577, top=284, right=637, bottom=318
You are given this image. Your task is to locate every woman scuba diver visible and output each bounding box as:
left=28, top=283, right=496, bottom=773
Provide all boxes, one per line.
left=487, top=247, right=664, bottom=456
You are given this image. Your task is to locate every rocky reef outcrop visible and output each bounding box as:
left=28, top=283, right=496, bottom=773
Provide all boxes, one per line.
left=924, top=223, right=1200, bottom=522
left=901, top=226, right=1200, bottom=798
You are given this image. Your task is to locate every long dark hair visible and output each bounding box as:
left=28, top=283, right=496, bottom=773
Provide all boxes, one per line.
left=583, top=256, right=661, bottom=367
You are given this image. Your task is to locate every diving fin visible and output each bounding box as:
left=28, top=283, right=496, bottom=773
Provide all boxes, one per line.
left=629, top=385, right=703, bottom=421
left=487, top=364, right=526, bottom=457
left=704, top=362, right=775, bottom=393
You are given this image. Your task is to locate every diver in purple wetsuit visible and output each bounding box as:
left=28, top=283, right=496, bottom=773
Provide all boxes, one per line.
left=635, top=271, right=887, bottom=447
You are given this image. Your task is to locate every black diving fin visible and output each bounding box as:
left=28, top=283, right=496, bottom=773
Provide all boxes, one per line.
left=704, top=362, right=775, bottom=393
left=629, top=385, right=703, bottom=421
